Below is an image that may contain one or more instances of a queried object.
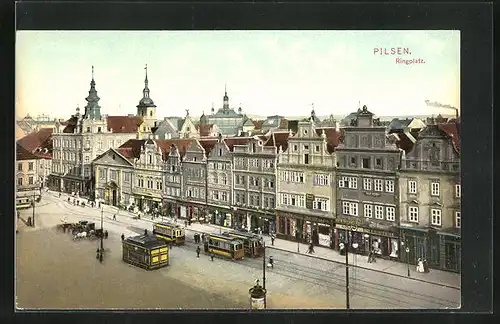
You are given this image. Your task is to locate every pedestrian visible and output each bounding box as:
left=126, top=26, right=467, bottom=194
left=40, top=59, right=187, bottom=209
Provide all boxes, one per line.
left=423, top=259, right=430, bottom=273
left=185, top=220, right=188, bottom=228
left=196, top=246, right=201, bottom=258
left=137, top=211, right=141, bottom=219
left=17, top=210, right=20, bottom=219
left=194, top=233, right=198, bottom=243
left=113, top=214, right=116, bottom=221
left=268, top=256, right=274, bottom=269
left=104, top=230, right=108, bottom=239
left=307, top=242, right=315, bottom=254
left=121, top=233, right=125, bottom=241
left=271, top=234, right=275, bottom=246
left=210, top=252, right=215, bottom=261
left=144, top=229, right=148, bottom=236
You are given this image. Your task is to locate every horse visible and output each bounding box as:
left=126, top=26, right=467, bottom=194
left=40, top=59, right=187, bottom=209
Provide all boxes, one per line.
left=73, top=231, right=87, bottom=240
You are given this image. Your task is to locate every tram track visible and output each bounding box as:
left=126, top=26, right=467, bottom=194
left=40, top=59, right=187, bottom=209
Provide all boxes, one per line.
left=180, top=235, right=458, bottom=309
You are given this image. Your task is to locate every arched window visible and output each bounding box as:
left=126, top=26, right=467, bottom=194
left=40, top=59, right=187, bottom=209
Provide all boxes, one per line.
left=150, top=111, right=153, bottom=117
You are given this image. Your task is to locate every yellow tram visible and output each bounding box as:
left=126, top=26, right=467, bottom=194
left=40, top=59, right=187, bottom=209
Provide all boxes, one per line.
left=152, top=222, right=185, bottom=245
left=122, top=234, right=169, bottom=270
left=203, top=233, right=245, bottom=260
left=224, top=231, right=264, bottom=258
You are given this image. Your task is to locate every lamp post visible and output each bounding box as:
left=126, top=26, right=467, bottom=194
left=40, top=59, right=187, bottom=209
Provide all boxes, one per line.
left=215, top=210, right=221, bottom=233
left=296, top=230, right=300, bottom=253
left=345, top=227, right=350, bottom=309
left=31, top=180, right=40, bottom=227
left=99, top=205, right=104, bottom=263
left=405, top=247, right=410, bottom=277
left=262, top=241, right=266, bottom=308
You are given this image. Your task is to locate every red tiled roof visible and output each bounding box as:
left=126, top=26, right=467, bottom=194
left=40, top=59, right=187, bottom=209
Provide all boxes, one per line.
left=265, top=131, right=292, bottom=152
left=438, top=122, right=460, bottom=154
left=62, top=116, right=78, bottom=133
left=17, top=128, right=53, bottom=159
left=118, top=138, right=196, bottom=161
left=253, top=120, right=264, bottom=129
left=224, top=137, right=253, bottom=151
left=107, top=116, right=143, bottom=133
left=315, top=128, right=343, bottom=153
left=198, top=138, right=218, bottom=155
left=395, top=132, right=416, bottom=154
left=16, top=143, right=41, bottom=161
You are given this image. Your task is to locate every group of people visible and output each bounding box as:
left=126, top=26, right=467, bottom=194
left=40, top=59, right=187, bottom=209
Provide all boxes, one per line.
left=193, top=233, right=206, bottom=244
left=416, top=258, right=430, bottom=273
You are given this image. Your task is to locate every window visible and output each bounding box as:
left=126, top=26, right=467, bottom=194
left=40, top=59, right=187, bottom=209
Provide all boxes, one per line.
left=338, top=176, right=348, bottom=188
left=408, top=206, right=419, bottom=222
left=304, top=154, right=309, bottom=164
left=455, top=184, right=461, bottom=198
left=222, top=175, right=227, bottom=185
left=342, top=201, right=350, bottom=215
left=219, top=149, right=222, bottom=156
left=221, top=192, right=228, bottom=201
left=87, top=127, right=91, bottom=133
left=213, top=191, right=219, bottom=200
left=314, top=174, right=329, bottom=186
left=431, top=182, right=440, bottom=196
left=313, top=198, right=329, bottom=211
left=18, top=163, right=22, bottom=171
left=348, top=177, right=357, bottom=189
left=281, top=193, right=289, bottom=205
left=110, top=170, right=117, bottom=180
left=385, top=180, right=394, bottom=193
left=364, top=204, right=372, bottom=218
left=304, top=145, right=309, bottom=150
left=293, top=145, right=298, bottom=151
left=362, top=158, right=370, bottom=168
left=315, top=145, right=320, bottom=152
left=431, top=209, right=442, bottom=226
left=149, top=155, right=152, bottom=164
left=29, top=176, right=33, bottom=185
left=28, top=162, right=34, bottom=171
left=374, top=205, right=384, bottom=219
left=455, top=211, right=461, bottom=228
left=386, top=206, right=395, bottom=221
left=17, top=177, right=22, bottom=186
left=350, top=157, right=356, bottom=166
left=98, top=127, right=102, bottom=133
left=363, top=178, right=372, bottom=191
left=408, top=180, right=417, bottom=194
left=374, top=179, right=383, bottom=192
left=298, top=195, right=305, bottom=207
left=375, top=158, right=382, bottom=167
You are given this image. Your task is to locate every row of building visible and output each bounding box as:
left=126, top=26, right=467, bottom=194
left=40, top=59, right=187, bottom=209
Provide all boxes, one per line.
left=16, top=66, right=461, bottom=273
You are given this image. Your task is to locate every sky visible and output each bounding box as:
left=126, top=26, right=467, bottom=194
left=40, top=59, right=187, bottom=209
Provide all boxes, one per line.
left=16, top=30, right=460, bottom=120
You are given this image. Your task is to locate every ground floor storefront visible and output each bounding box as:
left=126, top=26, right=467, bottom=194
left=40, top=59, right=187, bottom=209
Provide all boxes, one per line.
left=231, top=208, right=275, bottom=234
left=48, top=175, right=92, bottom=197
left=176, top=200, right=208, bottom=223
left=133, top=193, right=162, bottom=214
left=333, top=217, right=400, bottom=259
left=400, top=227, right=461, bottom=272
left=276, top=211, right=334, bottom=248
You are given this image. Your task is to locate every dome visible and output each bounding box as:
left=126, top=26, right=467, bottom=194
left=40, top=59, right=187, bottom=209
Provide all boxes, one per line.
left=139, top=97, right=156, bottom=107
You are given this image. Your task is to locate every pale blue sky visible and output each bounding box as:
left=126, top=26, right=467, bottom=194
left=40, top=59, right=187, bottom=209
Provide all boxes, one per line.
left=16, top=30, right=459, bottom=119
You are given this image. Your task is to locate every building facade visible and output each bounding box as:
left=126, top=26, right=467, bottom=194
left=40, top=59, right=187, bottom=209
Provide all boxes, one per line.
left=205, top=88, right=248, bottom=136
left=398, top=120, right=461, bottom=272
left=334, top=105, right=402, bottom=258
left=17, top=127, right=53, bottom=188
left=232, top=135, right=281, bottom=233
left=276, top=111, right=341, bottom=248
left=16, top=144, right=42, bottom=208
left=49, top=68, right=143, bottom=196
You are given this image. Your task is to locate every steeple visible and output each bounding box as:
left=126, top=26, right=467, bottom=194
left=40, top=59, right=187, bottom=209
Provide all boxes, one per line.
left=138, top=64, right=155, bottom=106
left=223, top=83, right=229, bottom=110
left=83, top=65, right=102, bottom=120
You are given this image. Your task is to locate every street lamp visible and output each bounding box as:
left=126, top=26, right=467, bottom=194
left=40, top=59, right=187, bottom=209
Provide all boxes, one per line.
left=345, top=226, right=356, bottom=310
left=405, top=246, right=410, bottom=277
left=99, top=205, right=104, bottom=263
left=31, top=180, right=40, bottom=227
left=296, top=230, right=300, bottom=253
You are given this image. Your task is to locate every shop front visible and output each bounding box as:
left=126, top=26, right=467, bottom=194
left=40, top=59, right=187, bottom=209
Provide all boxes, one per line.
left=177, top=200, right=207, bottom=223
left=441, top=232, right=460, bottom=273
left=207, top=205, right=233, bottom=229
left=334, top=218, right=400, bottom=259
left=276, top=211, right=334, bottom=248
left=245, top=209, right=275, bottom=234
left=134, top=194, right=162, bottom=214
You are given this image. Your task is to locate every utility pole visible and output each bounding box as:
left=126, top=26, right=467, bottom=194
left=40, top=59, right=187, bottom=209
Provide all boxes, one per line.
left=345, top=228, right=350, bottom=309
left=263, top=241, right=266, bottom=308
left=100, top=205, right=104, bottom=262
left=32, top=189, right=36, bottom=227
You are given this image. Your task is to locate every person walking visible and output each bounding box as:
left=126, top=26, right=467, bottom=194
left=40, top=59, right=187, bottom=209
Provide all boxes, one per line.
left=196, top=246, right=201, bottom=258
left=113, top=214, right=116, bottom=221
left=268, top=256, right=274, bottom=269
left=210, top=252, right=215, bottom=261
left=271, top=233, right=275, bottom=246
left=144, top=229, right=148, bottom=236
left=307, top=242, right=315, bottom=254
left=121, top=233, right=125, bottom=241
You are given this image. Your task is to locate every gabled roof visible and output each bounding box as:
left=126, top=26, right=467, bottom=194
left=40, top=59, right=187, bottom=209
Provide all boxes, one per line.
left=16, top=143, right=41, bottom=161
left=264, top=131, right=292, bottom=152
left=93, top=148, right=135, bottom=166
left=117, top=138, right=195, bottom=161
left=17, top=128, right=53, bottom=159
left=315, top=128, right=343, bottom=153
left=107, top=116, right=143, bottom=133
left=438, top=122, right=460, bottom=154
left=62, top=116, right=78, bottom=133
left=198, top=137, right=253, bottom=154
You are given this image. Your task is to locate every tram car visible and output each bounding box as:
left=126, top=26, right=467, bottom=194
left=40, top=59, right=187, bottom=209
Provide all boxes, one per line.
left=152, top=222, right=185, bottom=245
left=203, top=233, right=245, bottom=260
left=224, top=231, right=264, bottom=258
left=122, top=234, right=169, bottom=270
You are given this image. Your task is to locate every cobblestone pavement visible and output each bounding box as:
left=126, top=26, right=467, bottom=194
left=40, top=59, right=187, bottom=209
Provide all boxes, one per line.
left=16, top=191, right=460, bottom=309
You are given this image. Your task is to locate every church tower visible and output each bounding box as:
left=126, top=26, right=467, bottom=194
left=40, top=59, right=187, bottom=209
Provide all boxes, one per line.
left=136, top=64, right=157, bottom=128
left=223, top=84, right=229, bottom=110
left=83, top=66, right=102, bottom=120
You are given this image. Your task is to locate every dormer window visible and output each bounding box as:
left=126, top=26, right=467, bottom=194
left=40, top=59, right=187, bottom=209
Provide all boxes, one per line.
left=150, top=111, right=153, bottom=117
left=97, top=127, right=102, bottom=133
left=219, top=149, right=222, bottom=156
left=303, top=129, right=308, bottom=135
left=149, top=155, right=152, bottom=164
left=87, top=127, right=91, bottom=133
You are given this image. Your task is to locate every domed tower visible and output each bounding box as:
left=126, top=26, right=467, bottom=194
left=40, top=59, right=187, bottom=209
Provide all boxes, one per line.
left=136, top=64, right=157, bottom=128
left=223, top=84, right=229, bottom=110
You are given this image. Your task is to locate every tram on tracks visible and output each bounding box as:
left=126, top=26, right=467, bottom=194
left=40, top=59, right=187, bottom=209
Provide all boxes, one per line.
left=122, top=234, right=169, bottom=270
left=203, top=233, right=245, bottom=260
left=152, top=221, right=185, bottom=245
left=223, top=231, right=264, bottom=258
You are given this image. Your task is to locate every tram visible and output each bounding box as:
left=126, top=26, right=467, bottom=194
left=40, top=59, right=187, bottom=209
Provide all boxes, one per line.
left=152, top=222, right=185, bottom=245
left=224, top=231, right=264, bottom=258
left=122, top=234, right=169, bottom=270
left=203, top=233, right=245, bottom=260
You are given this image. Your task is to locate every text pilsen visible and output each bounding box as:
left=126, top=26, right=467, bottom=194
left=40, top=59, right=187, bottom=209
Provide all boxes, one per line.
left=374, top=47, right=411, bottom=55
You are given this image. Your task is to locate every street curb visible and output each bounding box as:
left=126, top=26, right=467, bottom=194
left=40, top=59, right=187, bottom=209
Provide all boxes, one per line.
left=267, top=246, right=460, bottom=290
